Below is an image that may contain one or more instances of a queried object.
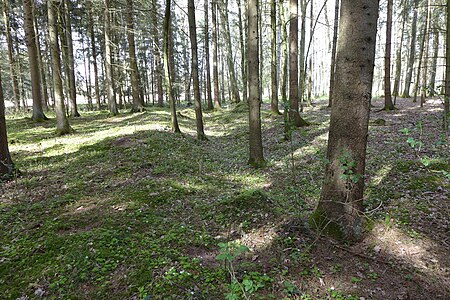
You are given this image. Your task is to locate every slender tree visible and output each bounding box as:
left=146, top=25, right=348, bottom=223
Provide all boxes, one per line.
left=237, top=0, right=247, bottom=103
left=0, top=67, right=15, bottom=180
left=392, top=0, right=407, bottom=98
left=270, top=0, right=281, bottom=115
left=151, top=0, right=164, bottom=107
left=212, top=0, right=221, bottom=109
left=219, top=0, right=241, bottom=104
left=88, top=2, right=101, bottom=110
left=48, top=0, right=72, bottom=135
left=204, top=0, right=213, bottom=110
left=328, top=0, right=339, bottom=107
left=188, top=0, right=206, bottom=140
left=289, top=0, right=308, bottom=127
left=104, top=0, right=118, bottom=115
left=402, top=0, right=418, bottom=98
left=23, top=0, right=47, bottom=121
left=444, top=0, right=449, bottom=131
left=312, top=0, right=379, bottom=242
left=127, top=0, right=144, bottom=112
left=413, top=0, right=429, bottom=104
left=2, top=0, right=20, bottom=111
left=382, top=0, right=395, bottom=110
left=248, top=0, right=265, bottom=167
left=164, top=0, right=181, bottom=133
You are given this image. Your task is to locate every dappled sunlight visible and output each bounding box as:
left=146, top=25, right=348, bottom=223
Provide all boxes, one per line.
left=370, top=164, right=393, bottom=186
left=362, top=223, right=449, bottom=290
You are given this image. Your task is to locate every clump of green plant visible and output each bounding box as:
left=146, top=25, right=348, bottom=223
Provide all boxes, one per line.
left=216, top=242, right=273, bottom=299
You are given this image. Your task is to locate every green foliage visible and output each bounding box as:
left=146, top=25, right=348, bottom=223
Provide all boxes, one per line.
left=338, top=151, right=363, bottom=184
left=328, top=288, right=359, bottom=300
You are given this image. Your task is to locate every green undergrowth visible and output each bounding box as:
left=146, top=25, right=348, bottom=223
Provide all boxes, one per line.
left=1, top=104, right=448, bottom=299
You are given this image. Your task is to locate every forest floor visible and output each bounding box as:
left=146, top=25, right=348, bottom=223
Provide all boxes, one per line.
left=0, top=97, right=449, bottom=300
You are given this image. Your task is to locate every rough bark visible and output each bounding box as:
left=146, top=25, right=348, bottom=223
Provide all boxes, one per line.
left=248, top=0, right=265, bottom=167
left=48, top=0, right=72, bottom=135
left=188, top=0, right=206, bottom=140
left=313, top=0, right=379, bottom=242
left=23, top=0, right=47, bottom=121
left=164, top=0, right=180, bottom=133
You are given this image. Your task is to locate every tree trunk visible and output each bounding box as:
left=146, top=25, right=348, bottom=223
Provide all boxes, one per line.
left=212, top=0, right=221, bottom=109
left=392, top=2, right=407, bottom=98
left=237, top=0, right=248, bottom=103
left=402, top=1, right=418, bottom=98
left=298, top=0, right=307, bottom=111
left=420, top=0, right=431, bottom=107
left=188, top=0, right=206, bottom=140
left=23, top=0, right=47, bottom=121
left=429, top=27, right=439, bottom=96
left=104, top=0, right=118, bottom=115
left=289, top=0, right=308, bottom=127
left=383, top=0, right=395, bottom=110
left=204, top=0, right=213, bottom=110
left=33, top=13, right=49, bottom=111
left=219, top=0, right=241, bottom=104
left=48, top=0, right=72, bottom=135
left=280, top=1, right=288, bottom=107
left=328, top=0, right=339, bottom=107
left=62, top=0, right=79, bottom=117
left=0, top=67, right=15, bottom=180
left=413, top=1, right=429, bottom=104
left=313, top=0, right=379, bottom=242
left=88, top=2, right=101, bottom=110
left=127, top=0, right=144, bottom=112
left=248, top=0, right=265, bottom=167
left=270, top=0, right=280, bottom=115
left=151, top=0, right=164, bottom=107
left=164, top=0, right=180, bottom=133
left=444, top=0, right=449, bottom=131
left=2, top=0, right=20, bottom=111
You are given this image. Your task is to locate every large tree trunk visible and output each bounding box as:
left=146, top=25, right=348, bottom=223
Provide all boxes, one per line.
left=383, top=0, right=395, bottom=110
left=248, top=0, right=264, bottom=167
left=104, top=0, right=118, bottom=115
left=313, top=0, right=379, bottom=242
left=164, top=0, right=180, bottom=133
left=270, top=0, right=280, bottom=115
left=23, top=0, right=47, bottom=121
left=48, top=0, right=72, bottom=135
left=0, top=67, right=15, bottom=180
left=2, top=0, right=20, bottom=111
left=188, top=0, right=206, bottom=140
left=289, top=0, right=308, bottom=127
left=151, top=0, right=164, bottom=107
left=212, top=0, right=221, bottom=109
left=328, top=0, right=339, bottom=107
left=402, top=1, right=418, bottom=98
left=219, top=0, right=241, bottom=104
left=127, top=0, right=144, bottom=112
